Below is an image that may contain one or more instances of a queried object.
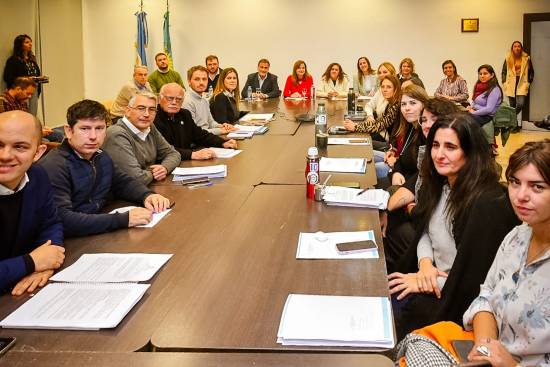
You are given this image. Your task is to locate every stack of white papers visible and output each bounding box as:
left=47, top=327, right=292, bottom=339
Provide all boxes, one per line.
left=277, top=294, right=394, bottom=348
left=296, top=231, right=378, bottom=259
left=328, top=138, right=371, bottom=146
left=319, top=157, right=367, bottom=173
left=357, top=96, right=372, bottom=101
left=0, top=253, right=173, bottom=330
left=234, top=124, right=269, bottom=135
left=172, top=164, right=227, bottom=181
left=239, top=113, right=274, bottom=123
left=110, top=206, right=172, bottom=228
left=209, top=147, right=242, bottom=158
left=323, top=186, right=390, bottom=209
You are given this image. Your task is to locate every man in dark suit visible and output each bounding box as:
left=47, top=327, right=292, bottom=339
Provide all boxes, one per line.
left=0, top=110, right=65, bottom=295
left=155, top=83, right=237, bottom=160
left=240, top=58, right=281, bottom=99
left=206, top=55, right=222, bottom=91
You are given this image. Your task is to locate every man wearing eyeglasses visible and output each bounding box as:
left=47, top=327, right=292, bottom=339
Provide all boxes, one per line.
left=103, top=92, right=181, bottom=185
left=39, top=99, right=172, bottom=237
left=154, top=83, right=237, bottom=160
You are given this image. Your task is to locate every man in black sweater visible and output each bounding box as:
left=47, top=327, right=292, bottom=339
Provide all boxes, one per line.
left=154, top=83, right=237, bottom=160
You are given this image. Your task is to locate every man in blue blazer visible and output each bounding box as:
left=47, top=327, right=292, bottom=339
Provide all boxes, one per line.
left=0, top=111, right=65, bottom=295
left=240, top=59, right=281, bottom=99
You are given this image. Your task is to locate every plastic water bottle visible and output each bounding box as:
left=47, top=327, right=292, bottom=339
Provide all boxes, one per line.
left=347, top=87, right=355, bottom=114
left=305, top=146, right=320, bottom=199
left=208, top=85, right=213, bottom=98
left=247, top=86, right=253, bottom=101
left=315, top=102, right=327, bottom=150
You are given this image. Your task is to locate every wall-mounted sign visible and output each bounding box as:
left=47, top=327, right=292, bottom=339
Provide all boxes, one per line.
left=462, top=18, right=479, bottom=32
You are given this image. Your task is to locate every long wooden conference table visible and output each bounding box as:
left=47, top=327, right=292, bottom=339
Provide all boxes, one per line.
left=0, top=97, right=392, bottom=366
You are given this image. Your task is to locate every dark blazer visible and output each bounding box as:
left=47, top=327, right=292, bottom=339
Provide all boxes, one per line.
left=207, top=68, right=223, bottom=91
left=39, top=140, right=153, bottom=237
left=154, top=107, right=226, bottom=160
left=240, top=72, right=281, bottom=99
left=394, top=183, right=520, bottom=338
left=0, top=164, right=63, bottom=291
left=210, top=93, right=240, bottom=124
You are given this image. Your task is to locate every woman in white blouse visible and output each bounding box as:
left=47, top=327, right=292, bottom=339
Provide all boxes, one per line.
left=353, top=56, right=378, bottom=97
left=316, top=62, right=349, bottom=98
left=463, top=139, right=550, bottom=367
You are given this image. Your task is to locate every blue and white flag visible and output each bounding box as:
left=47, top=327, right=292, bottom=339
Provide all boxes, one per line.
left=135, top=10, right=148, bottom=66
left=163, top=10, right=173, bottom=69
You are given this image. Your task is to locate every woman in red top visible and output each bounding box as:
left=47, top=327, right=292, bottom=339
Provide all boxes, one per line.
left=283, top=60, right=314, bottom=98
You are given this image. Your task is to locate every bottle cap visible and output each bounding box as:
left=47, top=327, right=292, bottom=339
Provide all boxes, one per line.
left=307, top=146, right=319, bottom=158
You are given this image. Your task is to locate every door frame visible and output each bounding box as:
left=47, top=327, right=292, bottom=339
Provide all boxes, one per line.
left=523, top=12, right=550, bottom=121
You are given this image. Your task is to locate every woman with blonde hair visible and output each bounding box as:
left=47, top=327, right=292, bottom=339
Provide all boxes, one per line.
left=501, top=41, right=534, bottom=118
left=283, top=60, right=314, bottom=98
left=398, top=57, right=424, bottom=89
left=353, top=56, right=378, bottom=96
left=210, top=67, right=243, bottom=124
left=316, top=62, right=349, bottom=98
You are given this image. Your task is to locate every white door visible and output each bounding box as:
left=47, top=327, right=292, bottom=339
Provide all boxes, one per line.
left=529, top=21, right=550, bottom=121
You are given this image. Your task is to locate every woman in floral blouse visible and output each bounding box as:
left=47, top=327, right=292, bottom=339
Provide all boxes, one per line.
left=463, top=139, right=550, bottom=367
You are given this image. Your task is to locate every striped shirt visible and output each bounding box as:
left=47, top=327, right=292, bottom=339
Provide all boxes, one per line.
left=434, top=76, right=469, bottom=103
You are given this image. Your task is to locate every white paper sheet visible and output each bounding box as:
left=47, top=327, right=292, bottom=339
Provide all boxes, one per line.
left=109, top=206, right=172, bottom=228
left=51, top=253, right=173, bottom=283
left=209, top=147, right=242, bottom=158
left=357, top=96, right=372, bottom=100
left=277, top=294, right=394, bottom=348
left=296, top=231, right=378, bottom=259
left=327, top=138, right=371, bottom=146
left=172, top=165, right=226, bottom=176
left=0, top=283, right=150, bottom=330
left=323, top=186, right=389, bottom=210
left=319, top=157, right=367, bottom=173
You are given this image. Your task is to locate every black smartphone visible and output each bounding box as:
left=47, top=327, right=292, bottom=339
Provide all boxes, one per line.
left=335, top=240, right=377, bottom=254
left=0, top=337, right=16, bottom=357
left=451, top=339, right=475, bottom=363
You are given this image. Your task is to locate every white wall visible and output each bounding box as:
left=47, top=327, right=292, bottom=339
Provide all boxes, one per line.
left=83, top=0, right=550, bottom=102
left=39, top=0, right=85, bottom=125
left=0, top=0, right=37, bottom=91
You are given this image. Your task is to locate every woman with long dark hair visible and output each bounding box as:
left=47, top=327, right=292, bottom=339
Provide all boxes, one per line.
left=316, top=62, right=349, bottom=98
left=462, top=139, right=550, bottom=367
left=388, top=113, right=519, bottom=339
left=3, top=34, right=42, bottom=114
left=468, top=64, right=503, bottom=126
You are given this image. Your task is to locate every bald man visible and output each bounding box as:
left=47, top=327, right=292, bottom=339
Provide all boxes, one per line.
left=0, top=111, right=65, bottom=295
left=154, top=83, right=237, bottom=160
left=110, top=65, right=154, bottom=121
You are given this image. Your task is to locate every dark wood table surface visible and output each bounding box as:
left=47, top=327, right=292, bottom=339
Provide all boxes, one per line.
left=0, top=351, right=393, bottom=367
left=151, top=185, right=389, bottom=352
left=0, top=97, right=390, bottom=359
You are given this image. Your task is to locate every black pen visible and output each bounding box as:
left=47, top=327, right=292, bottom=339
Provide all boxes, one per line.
left=168, top=201, right=176, bottom=209
left=356, top=188, right=368, bottom=196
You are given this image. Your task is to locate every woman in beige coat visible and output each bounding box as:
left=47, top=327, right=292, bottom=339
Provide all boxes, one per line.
left=501, top=41, right=534, bottom=117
